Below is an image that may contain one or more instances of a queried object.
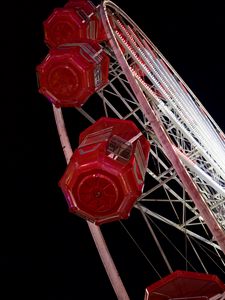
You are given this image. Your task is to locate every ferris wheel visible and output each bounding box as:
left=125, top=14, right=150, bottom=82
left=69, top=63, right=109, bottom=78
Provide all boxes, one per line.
left=37, top=0, right=225, bottom=299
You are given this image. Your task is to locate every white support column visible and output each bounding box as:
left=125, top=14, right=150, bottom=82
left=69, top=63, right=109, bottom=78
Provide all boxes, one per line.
left=53, top=106, right=130, bottom=300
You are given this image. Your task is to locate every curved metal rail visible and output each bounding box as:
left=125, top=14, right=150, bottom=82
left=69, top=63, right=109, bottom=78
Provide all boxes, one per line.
left=99, top=0, right=225, bottom=253
left=48, top=1, right=225, bottom=298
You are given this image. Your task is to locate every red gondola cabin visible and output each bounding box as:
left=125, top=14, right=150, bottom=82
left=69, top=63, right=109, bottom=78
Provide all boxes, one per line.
left=59, top=117, right=150, bottom=225
left=44, top=0, right=106, bottom=48
left=36, top=42, right=109, bottom=107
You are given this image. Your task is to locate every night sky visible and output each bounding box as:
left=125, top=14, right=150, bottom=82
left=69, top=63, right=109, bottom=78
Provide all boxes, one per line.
left=2, top=1, right=225, bottom=299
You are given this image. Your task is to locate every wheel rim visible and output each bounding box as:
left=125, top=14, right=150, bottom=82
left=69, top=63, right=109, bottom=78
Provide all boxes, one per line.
left=43, top=0, right=225, bottom=297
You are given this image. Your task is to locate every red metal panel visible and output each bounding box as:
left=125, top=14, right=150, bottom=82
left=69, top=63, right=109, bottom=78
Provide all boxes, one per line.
left=44, top=1, right=106, bottom=48
left=79, top=117, right=139, bottom=143
left=65, top=0, right=107, bottom=42
left=37, top=43, right=109, bottom=107
left=59, top=117, right=150, bottom=224
left=65, top=0, right=96, bottom=15
left=145, top=270, right=225, bottom=300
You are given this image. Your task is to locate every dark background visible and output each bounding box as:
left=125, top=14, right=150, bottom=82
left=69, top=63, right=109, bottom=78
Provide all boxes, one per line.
left=2, top=1, right=225, bottom=299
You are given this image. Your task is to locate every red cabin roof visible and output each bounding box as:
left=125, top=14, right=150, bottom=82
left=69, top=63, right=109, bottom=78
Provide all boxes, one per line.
left=145, top=270, right=225, bottom=300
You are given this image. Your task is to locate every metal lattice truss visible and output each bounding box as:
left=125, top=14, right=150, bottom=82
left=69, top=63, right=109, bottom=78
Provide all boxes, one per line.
left=106, top=4, right=225, bottom=228
left=111, top=15, right=225, bottom=227
left=62, top=0, right=225, bottom=277
left=74, top=49, right=225, bottom=271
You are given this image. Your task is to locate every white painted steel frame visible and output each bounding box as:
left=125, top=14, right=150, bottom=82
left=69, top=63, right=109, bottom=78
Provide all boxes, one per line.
left=100, top=0, right=225, bottom=252
left=53, top=106, right=130, bottom=300
left=51, top=1, right=225, bottom=299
